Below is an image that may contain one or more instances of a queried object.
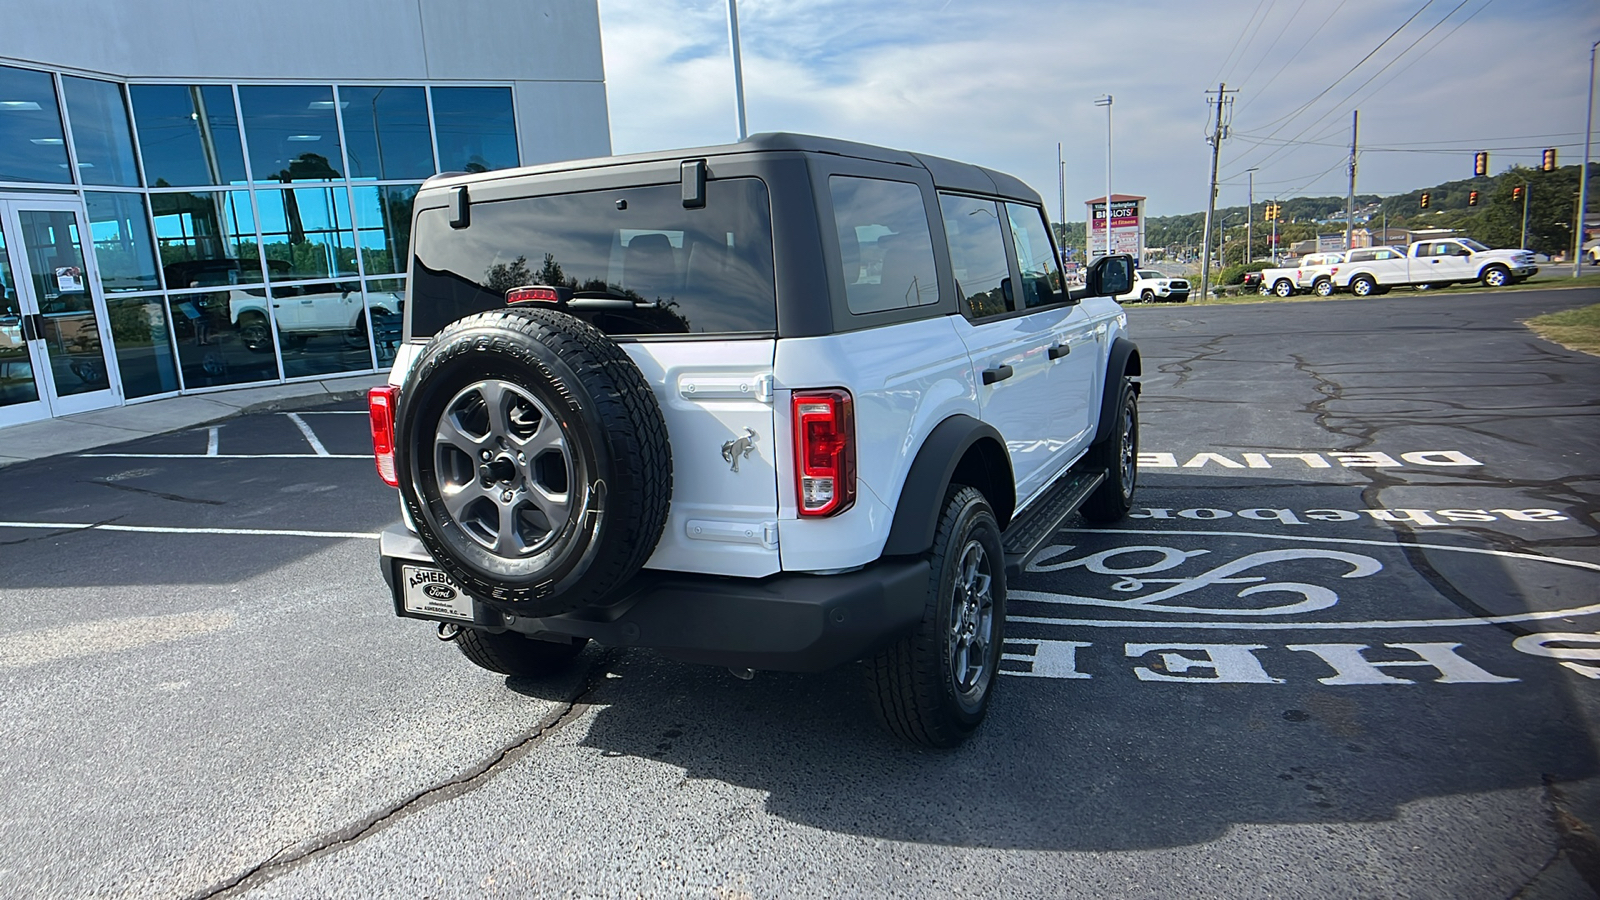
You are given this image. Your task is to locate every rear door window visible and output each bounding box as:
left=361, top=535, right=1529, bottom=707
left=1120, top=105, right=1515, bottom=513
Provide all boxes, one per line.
left=1003, top=203, right=1065, bottom=309
left=409, top=178, right=776, bottom=338
left=937, top=193, right=1012, bottom=319
left=828, top=176, right=939, bottom=314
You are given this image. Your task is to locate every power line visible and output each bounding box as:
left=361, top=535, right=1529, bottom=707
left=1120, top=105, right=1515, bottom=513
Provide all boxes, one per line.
left=1232, top=0, right=1349, bottom=121
left=1227, top=0, right=1438, bottom=162
left=1221, top=0, right=1280, bottom=87
left=1233, top=0, right=1476, bottom=175
left=1232, top=0, right=1310, bottom=94
left=1210, top=0, right=1272, bottom=89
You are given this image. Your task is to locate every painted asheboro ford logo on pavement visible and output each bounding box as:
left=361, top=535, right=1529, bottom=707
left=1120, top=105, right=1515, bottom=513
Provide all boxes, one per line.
left=1003, top=529, right=1600, bottom=685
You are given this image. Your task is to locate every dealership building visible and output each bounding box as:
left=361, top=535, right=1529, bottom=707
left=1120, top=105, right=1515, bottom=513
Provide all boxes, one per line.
left=0, top=0, right=610, bottom=430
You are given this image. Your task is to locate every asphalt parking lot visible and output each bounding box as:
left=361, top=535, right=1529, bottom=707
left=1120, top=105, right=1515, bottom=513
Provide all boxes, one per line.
left=1, top=286, right=1597, bottom=898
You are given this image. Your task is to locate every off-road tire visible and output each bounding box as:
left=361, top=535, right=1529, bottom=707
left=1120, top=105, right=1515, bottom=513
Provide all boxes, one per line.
left=455, top=628, right=588, bottom=677
left=1140, top=289, right=1155, bottom=303
left=238, top=313, right=273, bottom=353
left=866, top=486, right=1005, bottom=748
left=1080, top=376, right=1138, bottom=522
left=395, top=307, right=671, bottom=617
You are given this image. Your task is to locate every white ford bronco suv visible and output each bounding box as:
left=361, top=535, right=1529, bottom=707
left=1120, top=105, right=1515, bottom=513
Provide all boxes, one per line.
left=368, top=133, right=1140, bottom=747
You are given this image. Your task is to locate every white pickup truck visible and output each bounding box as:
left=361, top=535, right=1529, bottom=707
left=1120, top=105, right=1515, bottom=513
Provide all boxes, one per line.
left=1257, top=263, right=1302, bottom=297
left=1332, top=239, right=1538, bottom=296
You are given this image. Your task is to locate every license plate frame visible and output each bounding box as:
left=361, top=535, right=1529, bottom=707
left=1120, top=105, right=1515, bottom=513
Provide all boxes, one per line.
left=399, top=565, right=475, bottom=622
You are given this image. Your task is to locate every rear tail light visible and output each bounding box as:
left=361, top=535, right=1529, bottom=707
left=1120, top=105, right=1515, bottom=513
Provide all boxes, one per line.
left=368, top=385, right=399, bottom=487
left=792, top=389, right=855, bottom=517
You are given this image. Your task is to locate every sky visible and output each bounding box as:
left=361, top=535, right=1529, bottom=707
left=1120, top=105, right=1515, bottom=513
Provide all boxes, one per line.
left=596, top=0, right=1599, bottom=219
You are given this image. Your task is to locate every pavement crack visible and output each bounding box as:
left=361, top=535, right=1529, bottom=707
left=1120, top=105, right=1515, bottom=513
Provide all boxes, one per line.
left=86, top=479, right=227, bottom=506
left=189, top=652, right=612, bottom=899
left=1543, top=776, right=1600, bottom=896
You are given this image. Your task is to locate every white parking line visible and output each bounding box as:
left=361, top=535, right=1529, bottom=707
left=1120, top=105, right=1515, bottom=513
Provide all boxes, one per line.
left=0, top=520, right=379, bottom=539
left=286, top=413, right=331, bottom=457
left=206, top=427, right=219, bottom=456
left=297, top=410, right=367, bottom=414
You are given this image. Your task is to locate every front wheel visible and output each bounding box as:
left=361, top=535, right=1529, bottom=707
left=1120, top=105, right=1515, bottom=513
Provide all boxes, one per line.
left=1482, top=265, right=1510, bottom=287
left=1314, top=279, right=1334, bottom=297
left=1140, top=289, right=1155, bottom=303
left=866, top=486, right=1005, bottom=748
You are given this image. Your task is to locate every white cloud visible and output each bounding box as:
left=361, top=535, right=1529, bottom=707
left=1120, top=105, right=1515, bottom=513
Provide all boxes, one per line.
left=598, top=0, right=1596, bottom=217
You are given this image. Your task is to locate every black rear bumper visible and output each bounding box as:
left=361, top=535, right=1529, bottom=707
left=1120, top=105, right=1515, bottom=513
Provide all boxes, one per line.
left=380, top=524, right=929, bottom=672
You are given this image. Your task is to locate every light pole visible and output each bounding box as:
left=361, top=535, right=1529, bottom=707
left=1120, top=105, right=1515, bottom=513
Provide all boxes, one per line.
left=1095, top=95, right=1113, bottom=257
left=727, top=0, right=749, bottom=141
left=1246, top=167, right=1258, bottom=265
left=1576, top=38, right=1598, bottom=276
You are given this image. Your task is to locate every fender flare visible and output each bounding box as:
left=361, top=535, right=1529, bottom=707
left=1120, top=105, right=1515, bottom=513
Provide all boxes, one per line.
left=1091, top=337, right=1141, bottom=445
left=882, top=414, right=1014, bottom=557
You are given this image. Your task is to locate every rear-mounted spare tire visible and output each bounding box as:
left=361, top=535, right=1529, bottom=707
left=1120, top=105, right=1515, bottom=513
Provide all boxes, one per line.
left=395, top=307, right=671, bottom=617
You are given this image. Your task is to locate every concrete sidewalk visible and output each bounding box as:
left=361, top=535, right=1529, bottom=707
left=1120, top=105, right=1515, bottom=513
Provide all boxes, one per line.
left=0, top=373, right=386, bottom=468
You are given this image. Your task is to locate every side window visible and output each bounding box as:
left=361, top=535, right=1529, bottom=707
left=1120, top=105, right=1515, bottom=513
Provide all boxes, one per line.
left=829, top=176, right=939, bottom=314
left=1417, top=243, right=1436, bottom=257
left=1003, top=203, right=1064, bottom=309
left=937, top=193, right=1013, bottom=318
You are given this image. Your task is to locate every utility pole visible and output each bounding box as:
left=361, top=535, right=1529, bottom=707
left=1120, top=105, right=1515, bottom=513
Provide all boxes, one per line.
left=1200, top=83, right=1236, bottom=300
left=1345, top=110, right=1359, bottom=252
left=1576, top=39, right=1598, bottom=276
left=1095, top=95, right=1113, bottom=257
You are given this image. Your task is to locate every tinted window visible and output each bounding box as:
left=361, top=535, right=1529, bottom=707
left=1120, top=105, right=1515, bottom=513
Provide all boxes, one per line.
left=150, top=191, right=261, bottom=287
left=255, top=187, right=358, bottom=280
left=829, top=176, right=938, bottom=314
left=0, top=65, right=71, bottom=184
left=410, top=178, right=775, bottom=337
left=431, top=87, right=517, bottom=173
left=130, top=84, right=248, bottom=187
left=938, top=193, right=1012, bottom=318
left=62, top=76, right=140, bottom=186
left=1348, top=250, right=1374, bottom=262
left=340, top=86, right=434, bottom=180
left=1004, top=203, right=1064, bottom=309
left=238, top=85, right=343, bottom=182
left=85, top=192, right=160, bottom=292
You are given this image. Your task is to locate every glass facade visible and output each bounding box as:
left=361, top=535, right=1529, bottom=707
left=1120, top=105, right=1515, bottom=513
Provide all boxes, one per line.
left=0, top=62, right=520, bottom=409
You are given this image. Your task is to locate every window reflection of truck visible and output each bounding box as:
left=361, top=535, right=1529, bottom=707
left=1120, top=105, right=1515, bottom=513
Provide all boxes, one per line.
left=227, top=284, right=400, bottom=352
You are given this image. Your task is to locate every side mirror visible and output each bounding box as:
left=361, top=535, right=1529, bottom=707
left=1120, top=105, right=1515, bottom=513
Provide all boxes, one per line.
left=1457, top=248, right=1472, bottom=257
left=1077, top=254, right=1134, bottom=300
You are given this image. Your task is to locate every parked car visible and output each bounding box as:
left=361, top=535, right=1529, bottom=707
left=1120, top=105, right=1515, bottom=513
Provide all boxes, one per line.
left=1331, top=240, right=1537, bottom=295
left=368, top=132, right=1142, bottom=747
left=228, top=284, right=401, bottom=352
left=1257, top=262, right=1301, bottom=297
left=1117, top=269, right=1190, bottom=303
left=1295, top=252, right=1347, bottom=296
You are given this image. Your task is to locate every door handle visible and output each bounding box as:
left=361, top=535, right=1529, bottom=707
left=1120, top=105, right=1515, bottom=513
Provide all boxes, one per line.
left=1048, top=342, right=1071, bottom=360
left=981, top=365, right=1014, bottom=385
left=22, top=314, right=43, bottom=342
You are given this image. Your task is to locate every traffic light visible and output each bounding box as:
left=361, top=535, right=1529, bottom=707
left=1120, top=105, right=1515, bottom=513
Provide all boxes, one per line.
left=1542, top=148, right=1558, bottom=172
left=1468, top=190, right=1479, bottom=206
left=1513, top=185, right=1524, bottom=202
left=1474, top=151, right=1489, bottom=177
left=1264, top=203, right=1280, bottom=221
left=1420, top=192, right=1431, bottom=209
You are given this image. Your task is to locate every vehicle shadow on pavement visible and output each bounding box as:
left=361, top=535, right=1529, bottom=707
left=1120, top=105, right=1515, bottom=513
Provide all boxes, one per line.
left=561, top=648, right=1597, bottom=852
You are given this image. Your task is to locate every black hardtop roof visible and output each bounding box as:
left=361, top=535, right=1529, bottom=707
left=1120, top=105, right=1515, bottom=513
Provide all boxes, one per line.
left=424, top=131, right=1040, bottom=204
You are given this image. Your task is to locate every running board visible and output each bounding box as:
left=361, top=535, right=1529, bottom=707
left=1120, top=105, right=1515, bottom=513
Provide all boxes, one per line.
left=1001, top=468, right=1105, bottom=579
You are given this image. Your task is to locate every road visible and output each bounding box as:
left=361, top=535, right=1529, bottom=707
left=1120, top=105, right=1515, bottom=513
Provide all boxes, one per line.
left=1, top=287, right=1597, bottom=898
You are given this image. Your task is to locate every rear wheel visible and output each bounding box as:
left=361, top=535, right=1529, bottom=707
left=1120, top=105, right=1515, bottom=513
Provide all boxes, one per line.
left=1273, top=279, right=1294, bottom=297
left=238, top=313, right=273, bottom=352
left=1350, top=275, right=1376, bottom=297
left=1140, top=289, right=1155, bottom=303
left=455, top=628, right=588, bottom=677
left=1314, top=278, right=1334, bottom=297
left=866, top=486, right=1005, bottom=748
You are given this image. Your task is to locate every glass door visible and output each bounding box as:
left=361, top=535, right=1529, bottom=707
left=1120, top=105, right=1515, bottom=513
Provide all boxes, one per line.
left=0, top=198, right=121, bottom=425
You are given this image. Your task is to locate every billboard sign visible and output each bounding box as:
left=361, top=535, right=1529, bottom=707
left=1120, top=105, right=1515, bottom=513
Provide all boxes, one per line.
left=1088, top=197, right=1144, bottom=257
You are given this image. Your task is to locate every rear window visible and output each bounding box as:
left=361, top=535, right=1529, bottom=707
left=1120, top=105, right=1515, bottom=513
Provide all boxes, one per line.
left=408, top=178, right=776, bottom=338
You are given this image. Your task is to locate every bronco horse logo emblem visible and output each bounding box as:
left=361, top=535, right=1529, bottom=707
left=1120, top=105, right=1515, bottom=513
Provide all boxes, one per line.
left=721, top=428, right=758, bottom=473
